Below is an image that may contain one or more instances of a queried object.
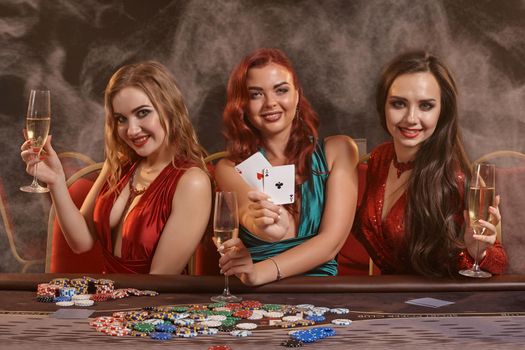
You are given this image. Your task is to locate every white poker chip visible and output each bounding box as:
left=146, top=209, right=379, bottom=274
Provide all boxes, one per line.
left=312, top=306, right=330, bottom=314
left=265, top=311, right=284, bottom=318
left=172, top=312, right=190, bottom=320
left=200, top=320, right=222, bottom=328
left=330, top=307, right=350, bottom=314
left=174, top=318, right=194, bottom=326
left=332, top=318, right=353, bottom=326
left=199, top=327, right=219, bottom=335
left=230, top=330, right=252, bottom=337
left=143, top=318, right=164, bottom=325
left=282, top=315, right=303, bottom=322
left=208, top=315, right=227, bottom=321
left=56, top=301, right=74, bottom=307
left=236, top=322, right=258, bottom=330
left=305, top=309, right=325, bottom=317
left=213, top=307, right=231, bottom=312
left=74, top=299, right=94, bottom=307
left=247, top=312, right=263, bottom=320
left=72, top=294, right=92, bottom=300
left=296, top=304, right=315, bottom=310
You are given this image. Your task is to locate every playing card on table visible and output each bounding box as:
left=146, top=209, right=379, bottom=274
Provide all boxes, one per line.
left=262, top=165, right=295, bottom=205
left=235, top=152, right=272, bottom=191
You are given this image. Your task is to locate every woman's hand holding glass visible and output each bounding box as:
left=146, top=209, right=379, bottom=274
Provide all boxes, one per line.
left=247, top=190, right=289, bottom=241
left=218, top=237, right=258, bottom=286
left=463, top=195, right=501, bottom=260
left=21, top=135, right=65, bottom=190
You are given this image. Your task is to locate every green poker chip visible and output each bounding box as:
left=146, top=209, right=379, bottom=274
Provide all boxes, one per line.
left=172, top=306, right=189, bottom=313
left=263, top=304, right=281, bottom=311
left=133, top=322, right=156, bottom=333
left=208, top=302, right=226, bottom=309
left=212, top=310, right=232, bottom=316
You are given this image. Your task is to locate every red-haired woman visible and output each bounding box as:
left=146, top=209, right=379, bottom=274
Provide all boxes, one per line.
left=215, top=48, right=359, bottom=286
left=352, top=51, right=507, bottom=277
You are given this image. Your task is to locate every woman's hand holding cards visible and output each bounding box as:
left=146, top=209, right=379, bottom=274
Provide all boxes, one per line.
left=247, top=191, right=289, bottom=241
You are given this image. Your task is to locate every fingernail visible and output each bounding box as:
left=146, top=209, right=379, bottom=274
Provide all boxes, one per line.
left=219, top=269, right=223, bottom=274
left=278, top=208, right=282, bottom=214
left=267, top=198, right=273, bottom=202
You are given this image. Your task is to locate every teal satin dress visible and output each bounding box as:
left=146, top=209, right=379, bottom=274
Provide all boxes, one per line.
left=239, top=141, right=338, bottom=276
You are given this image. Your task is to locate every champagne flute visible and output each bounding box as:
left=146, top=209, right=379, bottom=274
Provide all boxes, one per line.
left=459, top=163, right=496, bottom=278
left=211, top=191, right=242, bottom=302
left=20, top=90, right=51, bottom=193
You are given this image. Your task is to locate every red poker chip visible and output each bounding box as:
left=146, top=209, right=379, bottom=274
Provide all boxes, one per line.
left=233, top=310, right=253, bottom=319
left=208, top=346, right=232, bottom=350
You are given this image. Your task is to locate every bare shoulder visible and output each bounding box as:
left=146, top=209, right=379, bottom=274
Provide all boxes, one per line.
left=215, top=158, right=235, bottom=173
left=324, top=135, right=359, bottom=166
left=176, top=167, right=211, bottom=194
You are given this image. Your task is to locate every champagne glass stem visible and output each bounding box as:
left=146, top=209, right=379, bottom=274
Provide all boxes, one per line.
left=471, top=240, right=481, bottom=272
left=30, top=162, right=40, bottom=188
left=223, top=275, right=231, bottom=296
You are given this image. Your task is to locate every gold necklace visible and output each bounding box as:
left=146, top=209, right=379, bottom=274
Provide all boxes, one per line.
left=124, top=167, right=147, bottom=213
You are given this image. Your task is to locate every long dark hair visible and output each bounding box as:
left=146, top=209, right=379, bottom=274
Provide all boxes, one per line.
left=376, top=51, right=471, bottom=277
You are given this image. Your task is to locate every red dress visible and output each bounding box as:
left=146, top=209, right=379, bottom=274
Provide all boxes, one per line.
left=93, top=162, right=189, bottom=273
left=353, top=142, right=508, bottom=275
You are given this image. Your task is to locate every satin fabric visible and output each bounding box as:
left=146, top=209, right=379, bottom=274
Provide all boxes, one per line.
left=353, top=142, right=508, bottom=275
left=93, top=162, right=188, bottom=273
left=239, top=142, right=338, bottom=276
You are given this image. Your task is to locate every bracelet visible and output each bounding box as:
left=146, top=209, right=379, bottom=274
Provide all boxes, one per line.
left=268, top=257, right=282, bottom=281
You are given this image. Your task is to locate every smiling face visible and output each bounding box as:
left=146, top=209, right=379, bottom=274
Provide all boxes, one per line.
left=112, top=86, right=168, bottom=160
left=245, top=63, right=299, bottom=139
left=385, top=72, right=442, bottom=160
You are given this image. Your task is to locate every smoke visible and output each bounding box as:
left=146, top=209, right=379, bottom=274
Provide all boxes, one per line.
left=0, top=0, right=523, bottom=272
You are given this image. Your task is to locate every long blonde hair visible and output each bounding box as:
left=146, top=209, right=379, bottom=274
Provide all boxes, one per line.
left=103, top=61, right=207, bottom=192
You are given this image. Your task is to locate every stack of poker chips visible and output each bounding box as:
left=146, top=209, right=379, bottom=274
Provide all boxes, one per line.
left=35, top=276, right=158, bottom=307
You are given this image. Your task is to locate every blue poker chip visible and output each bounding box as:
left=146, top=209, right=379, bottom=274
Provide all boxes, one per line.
left=149, top=331, right=173, bottom=340
left=155, top=323, right=175, bottom=333
left=53, top=296, right=72, bottom=302
left=306, top=315, right=325, bottom=322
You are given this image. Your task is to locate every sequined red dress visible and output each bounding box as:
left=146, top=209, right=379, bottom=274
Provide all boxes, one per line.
left=353, top=142, right=508, bottom=275
left=93, top=162, right=189, bottom=273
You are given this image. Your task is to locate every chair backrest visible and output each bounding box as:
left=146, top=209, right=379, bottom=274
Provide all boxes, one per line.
left=473, top=151, right=525, bottom=274
left=337, top=154, right=380, bottom=276
left=188, top=151, right=229, bottom=275
left=45, top=162, right=105, bottom=273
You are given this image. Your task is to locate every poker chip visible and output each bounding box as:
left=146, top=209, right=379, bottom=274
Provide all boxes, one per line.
left=155, top=323, right=175, bottom=333
left=54, top=296, right=72, bottom=302
left=74, top=299, right=95, bottom=307
left=149, top=331, right=173, bottom=340
left=331, top=318, right=352, bottom=326
left=72, top=294, right=92, bottom=300
left=218, top=325, right=235, bottom=332
left=201, top=320, right=222, bottom=328
left=281, top=338, right=304, bottom=347
left=56, top=301, right=74, bottom=307
left=208, top=302, right=226, bottom=309
left=295, top=304, right=314, bottom=310
left=133, top=322, right=156, bottom=333
left=247, top=312, right=263, bottom=320
left=130, top=330, right=149, bottom=337
left=236, top=322, right=258, bottom=330
left=305, top=314, right=325, bottom=322
left=200, top=327, right=219, bottom=335
left=208, top=346, right=232, bottom=350
left=230, top=329, right=252, bottom=337
left=282, top=315, right=303, bottom=322
left=175, top=327, right=198, bottom=338
left=172, top=306, right=189, bottom=313
left=208, top=315, right=227, bottom=321
left=265, top=311, right=284, bottom=318
left=233, top=309, right=252, bottom=319
left=36, top=296, right=54, bottom=303
left=174, top=318, right=194, bottom=326
left=330, top=307, right=350, bottom=314
left=263, top=304, right=281, bottom=311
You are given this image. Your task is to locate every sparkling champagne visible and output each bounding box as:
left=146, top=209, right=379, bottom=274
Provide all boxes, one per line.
left=468, top=186, right=495, bottom=235
left=26, top=117, right=50, bottom=151
left=213, top=228, right=235, bottom=248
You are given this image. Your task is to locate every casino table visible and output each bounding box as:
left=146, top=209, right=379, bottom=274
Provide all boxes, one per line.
left=1, top=273, right=524, bottom=349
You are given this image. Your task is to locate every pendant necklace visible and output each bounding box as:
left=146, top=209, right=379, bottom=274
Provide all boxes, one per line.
left=392, top=157, right=414, bottom=178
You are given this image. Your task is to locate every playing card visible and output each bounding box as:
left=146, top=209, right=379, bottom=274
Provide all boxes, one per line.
left=262, top=165, right=295, bottom=205
left=235, top=152, right=272, bottom=191
left=405, top=297, right=455, bottom=308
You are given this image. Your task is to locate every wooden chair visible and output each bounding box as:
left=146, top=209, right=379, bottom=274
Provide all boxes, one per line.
left=45, top=162, right=105, bottom=273
left=472, top=150, right=525, bottom=274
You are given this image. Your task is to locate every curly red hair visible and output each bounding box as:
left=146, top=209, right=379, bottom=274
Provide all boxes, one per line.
left=223, top=48, right=319, bottom=185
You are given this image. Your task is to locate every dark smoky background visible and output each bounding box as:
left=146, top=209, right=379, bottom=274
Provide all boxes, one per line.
left=0, top=0, right=523, bottom=272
